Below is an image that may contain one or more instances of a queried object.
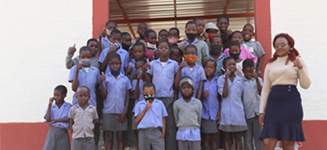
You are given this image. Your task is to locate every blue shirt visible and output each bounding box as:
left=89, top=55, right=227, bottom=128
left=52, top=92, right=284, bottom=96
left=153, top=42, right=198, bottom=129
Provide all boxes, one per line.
left=147, top=58, right=178, bottom=97
left=217, top=74, right=247, bottom=126
left=44, top=102, right=72, bottom=129
left=201, top=76, right=219, bottom=120
left=209, top=53, right=227, bottom=77
left=99, top=47, right=130, bottom=75
left=178, top=64, right=207, bottom=98
left=102, top=73, right=132, bottom=114
left=242, top=77, right=263, bottom=119
left=131, top=79, right=146, bottom=112
left=68, top=65, right=100, bottom=107
left=100, top=36, right=110, bottom=49
left=134, top=99, right=168, bottom=129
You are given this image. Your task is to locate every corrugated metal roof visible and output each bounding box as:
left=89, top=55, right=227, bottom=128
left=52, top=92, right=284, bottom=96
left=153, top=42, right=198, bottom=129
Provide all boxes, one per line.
left=109, top=0, right=255, bottom=39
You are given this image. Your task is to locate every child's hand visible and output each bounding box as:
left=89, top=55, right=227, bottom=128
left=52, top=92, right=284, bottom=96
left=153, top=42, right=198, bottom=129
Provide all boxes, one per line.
left=143, top=59, right=152, bottom=70
left=179, top=58, right=187, bottom=69
left=259, top=113, right=265, bottom=128
left=126, top=63, right=132, bottom=74
left=137, top=70, right=143, bottom=80
left=117, top=113, right=127, bottom=125
left=100, top=72, right=106, bottom=82
left=253, top=71, right=258, bottom=79
left=47, top=120, right=56, bottom=125
left=145, top=100, right=152, bottom=111
left=76, top=61, right=82, bottom=71
left=49, top=97, right=55, bottom=105
left=203, top=88, right=209, bottom=98
left=217, top=112, right=221, bottom=124
left=69, top=44, right=76, bottom=54
left=293, top=56, right=303, bottom=69
left=180, top=42, right=186, bottom=52
left=203, top=31, right=208, bottom=39
left=130, top=74, right=137, bottom=80
left=99, top=28, right=106, bottom=38
left=226, top=69, right=231, bottom=78
left=108, top=43, right=117, bottom=53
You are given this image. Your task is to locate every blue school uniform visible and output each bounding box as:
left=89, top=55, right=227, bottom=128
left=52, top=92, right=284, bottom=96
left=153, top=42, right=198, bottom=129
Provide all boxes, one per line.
left=201, top=76, right=219, bottom=120
left=217, top=74, right=247, bottom=126
left=147, top=58, right=178, bottom=97
left=102, top=72, right=132, bottom=114
left=209, top=53, right=227, bottom=77
left=131, top=79, right=146, bottom=112
left=178, top=64, right=207, bottom=98
left=68, top=65, right=100, bottom=107
left=101, top=36, right=110, bottom=49
left=44, top=101, right=72, bottom=129
left=99, top=46, right=130, bottom=75
left=134, top=99, right=168, bottom=129
left=242, top=77, right=263, bottom=119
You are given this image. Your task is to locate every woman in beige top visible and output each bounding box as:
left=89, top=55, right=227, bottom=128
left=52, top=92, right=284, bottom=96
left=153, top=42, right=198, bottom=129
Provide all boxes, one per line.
left=258, top=33, right=311, bottom=150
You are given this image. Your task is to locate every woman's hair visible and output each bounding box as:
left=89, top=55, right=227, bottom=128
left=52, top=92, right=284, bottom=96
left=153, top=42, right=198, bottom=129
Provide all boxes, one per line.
left=269, top=33, right=300, bottom=64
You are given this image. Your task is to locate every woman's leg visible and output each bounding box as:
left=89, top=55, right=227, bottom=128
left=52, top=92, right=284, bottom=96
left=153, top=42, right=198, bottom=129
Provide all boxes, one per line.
left=262, top=137, right=278, bottom=150
left=105, top=131, right=114, bottom=150
left=233, top=132, right=242, bottom=150
left=116, top=131, right=124, bottom=150
left=281, top=140, right=295, bottom=150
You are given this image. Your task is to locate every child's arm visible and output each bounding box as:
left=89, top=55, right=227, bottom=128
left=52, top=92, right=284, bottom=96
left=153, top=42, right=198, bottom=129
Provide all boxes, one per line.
left=72, top=62, right=82, bottom=91
left=134, top=77, right=141, bottom=100
left=100, top=72, right=107, bottom=99
left=222, top=70, right=231, bottom=97
left=201, top=43, right=210, bottom=65
left=48, top=118, right=70, bottom=124
left=197, top=102, right=202, bottom=125
left=118, top=90, right=130, bottom=125
left=135, top=101, right=152, bottom=124
left=254, top=73, right=262, bottom=95
left=45, top=97, right=55, bottom=122
left=173, top=102, right=179, bottom=124
left=65, top=44, right=77, bottom=69
left=143, top=59, right=152, bottom=83
left=196, top=81, right=204, bottom=100
left=126, top=63, right=133, bottom=76
left=69, top=119, right=74, bottom=133
left=174, top=58, right=187, bottom=89
left=217, top=94, right=222, bottom=124
left=256, top=57, right=263, bottom=73
left=100, top=45, right=117, bottom=72
left=162, top=117, right=166, bottom=139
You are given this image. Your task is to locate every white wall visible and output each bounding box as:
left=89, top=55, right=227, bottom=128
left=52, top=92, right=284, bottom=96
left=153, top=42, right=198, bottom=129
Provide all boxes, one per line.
left=0, top=0, right=93, bottom=122
left=270, top=0, right=327, bottom=120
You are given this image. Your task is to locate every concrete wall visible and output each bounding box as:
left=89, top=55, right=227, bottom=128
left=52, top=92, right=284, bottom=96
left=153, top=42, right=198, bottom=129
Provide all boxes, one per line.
left=270, top=0, right=327, bottom=120
left=0, top=0, right=92, bottom=122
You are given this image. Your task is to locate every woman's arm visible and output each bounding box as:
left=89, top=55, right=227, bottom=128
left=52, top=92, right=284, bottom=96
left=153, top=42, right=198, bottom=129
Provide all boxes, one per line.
left=259, top=64, right=271, bottom=114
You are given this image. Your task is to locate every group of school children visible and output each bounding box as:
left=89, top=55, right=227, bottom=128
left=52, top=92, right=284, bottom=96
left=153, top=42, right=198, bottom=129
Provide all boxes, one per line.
left=43, top=14, right=266, bottom=150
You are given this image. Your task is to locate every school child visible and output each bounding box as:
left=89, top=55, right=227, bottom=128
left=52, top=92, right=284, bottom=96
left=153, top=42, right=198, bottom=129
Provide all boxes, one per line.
left=216, top=14, right=232, bottom=50
left=223, top=31, right=257, bottom=63
left=242, top=24, right=266, bottom=72
left=134, top=82, right=168, bottom=150
left=205, top=22, right=220, bottom=41
left=168, top=27, right=180, bottom=46
left=69, top=86, right=98, bottom=150
left=209, top=35, right=227, bottom=77
left=228, top=41, right=244, bottom=77
left=242, top=59, right=263, bottom=150
left=131, top=22, right=148, bottom=46
left=175, top=45, right=206, bottom=100
left=144, top=29, right=157, bottom=59
left=193, top=17, right=206, bottom=40
left=121, top=32, right=132, bottom=51
left=217, top=57, right=248, bottom=150
left=145, top=41, right=179, bottom=150
left=65, top=38, right=100, bottom=69
left=158, top=29, right=169, bottom=42
left=170, top=46, right=182, bottom=64
left=42, top=85, right=72, bottom=150
left=173, top=76, right=202, bottom=150
left=100, top=53, right=132, bottom=150
left=99, top=20, right=118, bottom=50
left=178, top=21, right=209, bottom=66
left=201, top=60, right=221, bottom=150
left=99, top=29, right=130, bottom=75
left=68, top=46, right=100, bottom=107
left=126, top=42, right=146, bottom=79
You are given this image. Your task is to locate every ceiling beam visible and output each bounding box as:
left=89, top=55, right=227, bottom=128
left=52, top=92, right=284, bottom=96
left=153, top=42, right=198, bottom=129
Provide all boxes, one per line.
left=115, top=13, right=254, bottom=24
left=224, top=0, right=232, bottom=14
left=114, top=0, right=136, bottom=39
left=174, top=0, right=177, bottom=27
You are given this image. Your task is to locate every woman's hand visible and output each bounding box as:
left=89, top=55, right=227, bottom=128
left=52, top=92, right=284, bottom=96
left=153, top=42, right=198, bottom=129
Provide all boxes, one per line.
left=259, top=113, right=265, bottom=128
left=293, top=56, right=303, bottom=69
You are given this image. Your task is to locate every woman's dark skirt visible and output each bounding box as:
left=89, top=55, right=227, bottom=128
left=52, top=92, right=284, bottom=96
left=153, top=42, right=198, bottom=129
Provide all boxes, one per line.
left=259, top=85, right=305, bottom=141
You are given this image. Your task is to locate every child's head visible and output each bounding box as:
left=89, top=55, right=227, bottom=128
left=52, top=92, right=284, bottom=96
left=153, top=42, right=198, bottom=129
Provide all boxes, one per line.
left=79, top=46, right=93, bottom=66
left=53, top=85, right=67, bottom=104
left=179, top=76, right=194, bottom=99
left=76, top=86, right=90, bottom=105
left=144, top=30, right=157, bottom=49
left=223, top=57, right=236, bottom=72
left=157, top=41, right=170, bottom=59
left=242, top=24, right=254, bottom=42
left=121, top=32, right=132, bottom=50
left=170, top=46, right=181, bottom=62
left=158, top=29, right=168, bottom=42
left=87, top=38, right=99, bottom=56
left=228, top=41, right=241, bottom=60
left=109, top=29, right=122, bottom=43
left=203, top=59, right=217, bottom=77
left=142, top=82, right=156, bottom=101
left=168, top=28, right=180, bottom=45
left=184, top=45, right=198, bottom=63
left=132, top=42, right=146, bottom=59
left=137, top=22, right=148, bottom=38
left=210, top=35, right=223, bottom=54
left=135, top=58, right=146, bottom=70
left=230, top=31, right=243, bottom=44
left=185, top=21, right=198, bottom=41
left=105, top=20, right=117, bottom=35
left=216, top=14, right=229, bottom=33
left=193, top=18, right=205, bottom=35
left=242, top=59, right=255, bottom=80
left=205, top=22, right=219, bottom=41
left=108, top=53, right=122, bottom=73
